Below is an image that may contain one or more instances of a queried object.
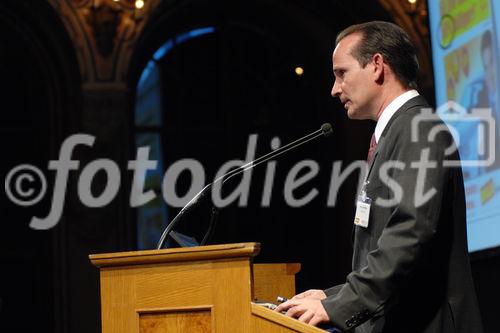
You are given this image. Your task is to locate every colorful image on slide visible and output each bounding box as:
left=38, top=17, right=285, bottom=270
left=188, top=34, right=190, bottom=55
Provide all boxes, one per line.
left=439, top=0, right=490, bottom=47
left=443, top=31, right=496, bottom=108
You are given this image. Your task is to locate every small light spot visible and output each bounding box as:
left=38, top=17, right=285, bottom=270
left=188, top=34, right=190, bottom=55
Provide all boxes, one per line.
left=135, top=0, right=145, bottom=9
left=295, top=67, right=304, bottom=76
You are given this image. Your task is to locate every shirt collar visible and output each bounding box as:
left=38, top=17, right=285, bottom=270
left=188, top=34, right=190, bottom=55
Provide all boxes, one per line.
left=374, top=89, right=419, bottom=143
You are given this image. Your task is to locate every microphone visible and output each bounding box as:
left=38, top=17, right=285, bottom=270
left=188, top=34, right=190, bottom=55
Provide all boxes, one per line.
left=156, top=123, right=333, bottom=249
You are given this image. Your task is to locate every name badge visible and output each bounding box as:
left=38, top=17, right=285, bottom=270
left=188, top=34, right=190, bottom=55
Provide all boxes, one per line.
left=354, top=181, right=371, bottom=228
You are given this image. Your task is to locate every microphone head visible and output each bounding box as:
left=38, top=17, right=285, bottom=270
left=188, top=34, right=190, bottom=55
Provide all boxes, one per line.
left=321, top=123, right=333, bottom=137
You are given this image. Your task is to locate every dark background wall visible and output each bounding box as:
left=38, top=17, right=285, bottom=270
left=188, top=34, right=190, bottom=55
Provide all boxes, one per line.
left=0, top=1, right=81, bottom=332
left=0, top=1, right=498, bottom=333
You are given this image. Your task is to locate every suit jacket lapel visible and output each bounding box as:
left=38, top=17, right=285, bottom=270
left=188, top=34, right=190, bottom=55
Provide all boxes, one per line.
left=368, top=95, right=429, bottom=175
left=352, top=96, right=429, bottom=246
left=378, top=95, right=428, bottom=141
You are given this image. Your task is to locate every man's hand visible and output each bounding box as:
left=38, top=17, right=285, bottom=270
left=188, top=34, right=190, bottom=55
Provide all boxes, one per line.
left=291, top=289, right=327, bottom=300
left=275, top=298, right=330, bottom=326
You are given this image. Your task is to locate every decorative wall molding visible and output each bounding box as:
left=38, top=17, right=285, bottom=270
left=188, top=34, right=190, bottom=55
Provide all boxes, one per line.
left=48, top=0, right=432, bottom=93
left=47, top=0, right=161, bottom=91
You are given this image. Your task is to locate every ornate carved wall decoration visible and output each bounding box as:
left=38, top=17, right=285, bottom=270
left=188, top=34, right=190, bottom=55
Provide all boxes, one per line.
left=47, top=0, right=161, bottom=90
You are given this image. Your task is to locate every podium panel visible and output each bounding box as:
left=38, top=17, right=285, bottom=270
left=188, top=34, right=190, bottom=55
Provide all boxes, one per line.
left=253, top=263, right=301, bottom=302
left=138, top=307, right=212, bottom=333
left=90, top=243, right=324, bottom=333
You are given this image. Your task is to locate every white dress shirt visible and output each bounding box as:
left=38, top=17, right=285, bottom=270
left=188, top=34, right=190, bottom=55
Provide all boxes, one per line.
left=374, top=90, right=420, bottom=143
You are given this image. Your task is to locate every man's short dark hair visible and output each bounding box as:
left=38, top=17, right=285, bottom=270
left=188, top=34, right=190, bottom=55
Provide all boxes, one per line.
left=336, top=21, right=419, bottom=89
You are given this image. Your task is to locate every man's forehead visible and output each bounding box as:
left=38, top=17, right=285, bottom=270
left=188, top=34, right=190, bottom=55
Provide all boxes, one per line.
left=333, top=33, right=361, bottom=58
left=333, top=49, right=356, bottom=70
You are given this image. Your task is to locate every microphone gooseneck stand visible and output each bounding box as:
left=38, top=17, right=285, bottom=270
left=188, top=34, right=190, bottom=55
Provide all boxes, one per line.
left=156, top=123, right=333, bottom=250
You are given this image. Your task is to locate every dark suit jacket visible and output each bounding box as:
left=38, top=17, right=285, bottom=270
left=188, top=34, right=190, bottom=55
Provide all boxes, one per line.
left=321, top=96, right=484, bottom=333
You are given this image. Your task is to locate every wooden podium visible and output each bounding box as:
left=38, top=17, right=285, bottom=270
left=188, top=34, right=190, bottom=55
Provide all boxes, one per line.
left=90, top=242, right=326, bottom=333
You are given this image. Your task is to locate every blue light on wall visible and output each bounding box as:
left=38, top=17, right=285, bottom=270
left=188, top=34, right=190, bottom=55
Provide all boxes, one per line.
left=134, top=26, right=215, bottom=249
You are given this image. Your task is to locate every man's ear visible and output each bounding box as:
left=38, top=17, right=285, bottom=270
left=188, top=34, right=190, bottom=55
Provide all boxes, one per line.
left=372, top=53, right=384, bottom=83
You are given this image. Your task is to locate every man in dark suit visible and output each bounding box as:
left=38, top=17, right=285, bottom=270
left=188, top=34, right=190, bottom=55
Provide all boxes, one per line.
left=276, top=21, right=484, bottom=333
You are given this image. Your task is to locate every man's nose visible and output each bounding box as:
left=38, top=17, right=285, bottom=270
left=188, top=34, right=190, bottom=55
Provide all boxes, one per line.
left=331, top=80, right=341, bottom=98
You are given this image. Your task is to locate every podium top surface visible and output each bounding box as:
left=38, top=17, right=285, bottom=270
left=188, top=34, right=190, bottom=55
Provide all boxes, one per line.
left=89, top=242, right=261, bottom=268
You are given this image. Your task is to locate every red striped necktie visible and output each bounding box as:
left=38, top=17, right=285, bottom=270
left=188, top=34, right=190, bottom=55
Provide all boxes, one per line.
left=367, top=133, right=377, bottom=164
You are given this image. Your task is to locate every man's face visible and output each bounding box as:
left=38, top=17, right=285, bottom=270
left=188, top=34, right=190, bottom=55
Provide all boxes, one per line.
left=331, top=34, right=378, bottom=120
